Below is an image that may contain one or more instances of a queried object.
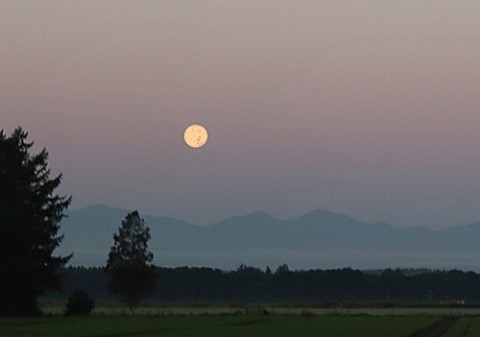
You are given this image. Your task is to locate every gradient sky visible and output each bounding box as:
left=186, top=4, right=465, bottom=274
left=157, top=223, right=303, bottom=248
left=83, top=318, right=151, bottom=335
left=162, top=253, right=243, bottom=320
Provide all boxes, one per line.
left=1, top=1, right=480, bottom=229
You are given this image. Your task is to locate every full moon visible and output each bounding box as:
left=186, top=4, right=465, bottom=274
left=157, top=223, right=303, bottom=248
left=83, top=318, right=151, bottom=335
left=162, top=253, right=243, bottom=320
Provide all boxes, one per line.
left=184, top=124, right=208, bottom=149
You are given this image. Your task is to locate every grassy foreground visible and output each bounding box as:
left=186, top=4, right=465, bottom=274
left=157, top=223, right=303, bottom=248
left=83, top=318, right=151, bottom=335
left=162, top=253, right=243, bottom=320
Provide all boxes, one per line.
left=444, top=316, right=480, bottom=337
left=0, top=315, right=440, bottom=337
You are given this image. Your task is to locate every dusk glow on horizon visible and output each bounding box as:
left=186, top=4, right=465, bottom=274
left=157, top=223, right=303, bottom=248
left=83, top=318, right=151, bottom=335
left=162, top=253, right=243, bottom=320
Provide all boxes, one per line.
left=1, top=1, right=480, bottom=229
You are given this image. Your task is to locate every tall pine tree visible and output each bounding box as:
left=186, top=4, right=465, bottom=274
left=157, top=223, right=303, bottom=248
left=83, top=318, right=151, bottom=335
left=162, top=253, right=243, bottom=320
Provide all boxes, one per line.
left=106, top=211, right=156, bottom=310
left=0, top=127, right=72, bottom=315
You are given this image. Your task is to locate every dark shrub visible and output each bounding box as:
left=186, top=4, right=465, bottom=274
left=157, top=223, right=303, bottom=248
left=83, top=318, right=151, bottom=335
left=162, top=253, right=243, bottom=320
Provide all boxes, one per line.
left=65, top=290, right=95, bottom=316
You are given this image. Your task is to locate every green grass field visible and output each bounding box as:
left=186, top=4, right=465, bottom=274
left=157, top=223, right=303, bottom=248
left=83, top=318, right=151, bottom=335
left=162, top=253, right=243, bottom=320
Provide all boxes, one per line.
left=0, top=315, right=441, bottom=337
left=5, top=303, right=480, bottom=337
left=444, top=316, right=480, bottom=337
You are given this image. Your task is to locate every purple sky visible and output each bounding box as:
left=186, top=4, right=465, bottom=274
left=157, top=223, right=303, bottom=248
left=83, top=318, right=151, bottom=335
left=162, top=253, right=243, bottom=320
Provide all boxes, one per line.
left=2, top=1, right=480, bottom=228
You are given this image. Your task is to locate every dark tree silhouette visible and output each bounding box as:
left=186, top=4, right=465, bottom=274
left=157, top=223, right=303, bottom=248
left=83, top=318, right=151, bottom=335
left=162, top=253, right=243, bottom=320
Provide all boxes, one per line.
left=45, top=266, right=480, bottom=303
left=0, top=127, right=72, bottom=315
left=106, top=211, right=156, bottom=310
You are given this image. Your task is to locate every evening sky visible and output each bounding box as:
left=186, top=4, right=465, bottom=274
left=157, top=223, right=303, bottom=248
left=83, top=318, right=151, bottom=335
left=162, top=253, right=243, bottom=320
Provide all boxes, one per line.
left=1, top=1, right=479, bottom=228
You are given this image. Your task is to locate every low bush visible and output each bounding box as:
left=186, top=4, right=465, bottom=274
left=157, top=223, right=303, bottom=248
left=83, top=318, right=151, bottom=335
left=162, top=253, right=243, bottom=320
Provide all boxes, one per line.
left=65, top=290, right=95, bottom=316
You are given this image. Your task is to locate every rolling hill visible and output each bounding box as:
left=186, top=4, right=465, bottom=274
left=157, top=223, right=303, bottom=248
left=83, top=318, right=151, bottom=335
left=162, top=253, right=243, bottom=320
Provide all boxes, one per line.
left=57, top=204, right=480, bottom=271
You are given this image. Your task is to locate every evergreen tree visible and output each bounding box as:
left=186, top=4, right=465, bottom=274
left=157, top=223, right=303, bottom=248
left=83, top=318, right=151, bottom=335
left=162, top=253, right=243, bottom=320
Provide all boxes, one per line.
left=0, top=127, right=72, bottom=315
left=106, top=211, right=156, bottom=310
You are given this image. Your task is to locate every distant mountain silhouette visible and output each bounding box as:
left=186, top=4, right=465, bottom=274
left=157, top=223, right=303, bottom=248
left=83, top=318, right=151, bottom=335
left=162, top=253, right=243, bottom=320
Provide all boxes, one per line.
left=57, top=204, right=480, bottom=271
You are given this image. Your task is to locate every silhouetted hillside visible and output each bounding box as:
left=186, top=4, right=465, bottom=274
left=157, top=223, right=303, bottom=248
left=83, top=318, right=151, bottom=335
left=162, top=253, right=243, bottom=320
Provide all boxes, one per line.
left=58, top=204, right=480, bottom=270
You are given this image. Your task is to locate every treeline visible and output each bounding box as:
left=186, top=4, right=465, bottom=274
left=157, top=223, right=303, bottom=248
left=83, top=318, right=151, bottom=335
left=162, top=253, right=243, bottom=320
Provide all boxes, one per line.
left=45, top=265, right=480, bottom=304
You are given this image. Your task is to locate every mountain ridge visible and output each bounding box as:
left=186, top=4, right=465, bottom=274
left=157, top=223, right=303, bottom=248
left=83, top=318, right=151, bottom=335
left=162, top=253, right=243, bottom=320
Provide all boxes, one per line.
left=68, top=203, right=476, bottom=232
left=59, top=204, right=480, bottom=271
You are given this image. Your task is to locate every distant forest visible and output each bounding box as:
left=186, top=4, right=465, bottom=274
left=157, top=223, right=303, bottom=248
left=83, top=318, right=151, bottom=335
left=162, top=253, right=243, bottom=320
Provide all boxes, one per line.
left=45, top=266, right=480, bottom=304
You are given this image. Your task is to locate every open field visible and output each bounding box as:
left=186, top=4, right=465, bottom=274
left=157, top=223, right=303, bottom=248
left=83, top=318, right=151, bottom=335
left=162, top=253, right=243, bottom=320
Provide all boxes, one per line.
left=3, top=302, right=480, bottom=336
left=0, top=315, right=441, bottom=337
left=443, top=316, right=480, bottom=337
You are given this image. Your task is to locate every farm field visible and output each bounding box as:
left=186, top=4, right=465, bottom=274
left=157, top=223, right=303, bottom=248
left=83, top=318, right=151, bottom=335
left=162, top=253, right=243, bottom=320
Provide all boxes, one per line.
left=444, top=316, right=480, bottom=337
left=0, top=315, right=442, bottom=337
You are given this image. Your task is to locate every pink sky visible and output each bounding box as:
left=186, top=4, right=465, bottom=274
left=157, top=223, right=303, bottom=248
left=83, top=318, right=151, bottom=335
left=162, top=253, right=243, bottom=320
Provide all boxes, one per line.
left=1, top=1, right=480, bottom=228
